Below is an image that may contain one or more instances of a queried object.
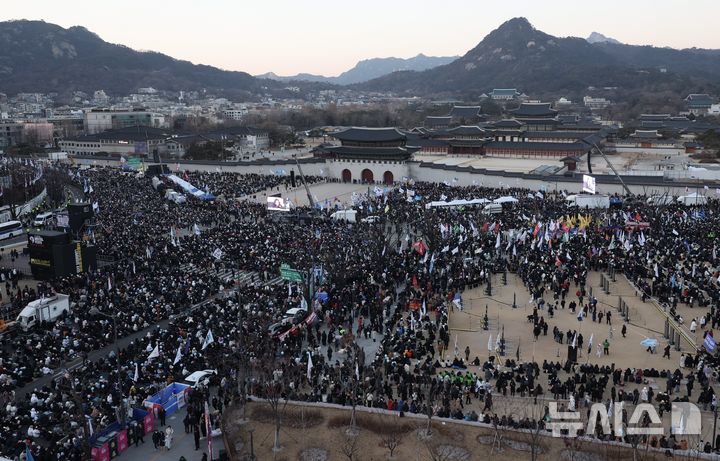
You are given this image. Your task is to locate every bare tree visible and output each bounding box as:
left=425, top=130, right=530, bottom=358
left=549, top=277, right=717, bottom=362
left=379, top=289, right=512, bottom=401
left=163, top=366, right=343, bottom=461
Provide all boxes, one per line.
left=255, top=346, right=290, bottom=452
left=519, top=399, right=548, bottom=461
left=421, top=380, right=438, bottom=439
left=380, top=429, right=403, bottom=459
left=339, top=434, right=360, bottom=461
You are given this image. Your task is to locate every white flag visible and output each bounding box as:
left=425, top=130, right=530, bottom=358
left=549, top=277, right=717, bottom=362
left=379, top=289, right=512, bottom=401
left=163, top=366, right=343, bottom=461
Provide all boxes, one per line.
left=355, top=361, right=360, bottom=381
left=454, top=334, right=459, bottom=357
left=202, top=329, right=214, bottom=350
left=193, top=224, right=201, bottom=236
left=170, top=227, right=176, bottom=246
left=133, top=362, right=139, bottom=382
left=487, top=335, right=493, bottom=351
left=495, top=232, right=501, bottom=249
left=307, top=352, right=313, bottom=381
left=421, top=299, right=427, bottom=315
left=212, top=248, right=223, bottom=260
left=571, top=332, right=577, bottom=348
left=148, top=344, right=160, bottom=360
left=92, top=201, right=99, bottom=212
left=173, top=344, right=183, bottom=365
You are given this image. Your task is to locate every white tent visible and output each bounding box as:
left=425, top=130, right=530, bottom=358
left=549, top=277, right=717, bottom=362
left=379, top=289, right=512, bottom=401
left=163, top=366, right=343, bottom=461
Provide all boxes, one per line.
left=677, top=192, right=707, bottom=206
left=425, top=198, right=490, bottom=209
left=493, top=196, right=519, bottom=204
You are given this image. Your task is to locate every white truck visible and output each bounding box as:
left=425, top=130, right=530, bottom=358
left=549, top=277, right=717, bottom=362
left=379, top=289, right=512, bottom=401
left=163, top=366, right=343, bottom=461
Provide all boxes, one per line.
left=16, top=294, right=71, bottom=330
left=566, top=194, right=610, bottom=209
left=331, top=209, right=357, bottom=223
left=48, top=152, right=68, bottom=161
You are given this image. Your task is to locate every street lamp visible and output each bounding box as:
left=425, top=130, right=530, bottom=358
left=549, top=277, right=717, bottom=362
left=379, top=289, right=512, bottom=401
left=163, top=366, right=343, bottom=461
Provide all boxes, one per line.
left=88, top=307, right=125, bottom=427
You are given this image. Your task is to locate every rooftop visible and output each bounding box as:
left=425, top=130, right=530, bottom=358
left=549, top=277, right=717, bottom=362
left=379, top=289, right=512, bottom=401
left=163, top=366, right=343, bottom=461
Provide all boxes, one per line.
left=332, top=127, right=405, bottom=143
left=485, top=141, right=587, bottom=152
left=446, top=125, right=487, bottom=137
left=511, top=102, right=558, bottom=117
left=449, top=106, right=482, bottom=119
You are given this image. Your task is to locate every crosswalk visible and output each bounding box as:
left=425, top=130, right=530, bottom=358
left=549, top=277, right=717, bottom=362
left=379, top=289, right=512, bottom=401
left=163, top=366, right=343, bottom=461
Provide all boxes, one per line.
left=178, top=263, right=285, bottom=287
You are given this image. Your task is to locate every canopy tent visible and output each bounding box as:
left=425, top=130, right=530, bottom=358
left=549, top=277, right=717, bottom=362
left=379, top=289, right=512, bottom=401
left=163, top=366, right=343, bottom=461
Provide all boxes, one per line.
left=493, top=196, right=519, bottom=204
left=166, top=174, right=215, bottom=201
left=677, top=192, right=707, bottom=206
left=424, top=198, right=490, bottom=209
left=143, top=382, right=191, bottom=416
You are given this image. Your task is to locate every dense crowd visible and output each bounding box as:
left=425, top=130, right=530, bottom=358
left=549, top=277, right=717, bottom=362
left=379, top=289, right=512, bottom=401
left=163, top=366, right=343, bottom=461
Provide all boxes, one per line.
left=1, top=167, right=720, bottom=460
left=184, top=171, right=324, bottom=199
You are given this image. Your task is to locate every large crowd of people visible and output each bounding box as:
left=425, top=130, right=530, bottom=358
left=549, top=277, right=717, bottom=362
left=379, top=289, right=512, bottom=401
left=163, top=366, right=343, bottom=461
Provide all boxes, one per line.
left=1, top=167, right=720, bottom=460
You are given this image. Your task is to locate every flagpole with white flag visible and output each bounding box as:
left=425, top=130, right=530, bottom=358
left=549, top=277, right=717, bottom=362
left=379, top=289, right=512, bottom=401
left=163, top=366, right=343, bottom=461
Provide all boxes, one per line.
left=148, top=344, right=159, bottom=360
left=307, top=351, right=313, bottom=382
left=202, top=329, right=214, bottom=350
left=173, top=344, right=183, bottom=365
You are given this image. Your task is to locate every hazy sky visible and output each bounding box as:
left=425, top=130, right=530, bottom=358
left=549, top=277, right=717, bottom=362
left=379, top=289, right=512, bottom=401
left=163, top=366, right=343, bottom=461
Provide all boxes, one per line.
left=3, top=0, right=720, bottom=76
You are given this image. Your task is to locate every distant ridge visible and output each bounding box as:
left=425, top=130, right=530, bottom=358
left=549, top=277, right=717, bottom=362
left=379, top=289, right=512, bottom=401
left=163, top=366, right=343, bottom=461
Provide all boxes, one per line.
left=257, top=53, right=459, bottom=85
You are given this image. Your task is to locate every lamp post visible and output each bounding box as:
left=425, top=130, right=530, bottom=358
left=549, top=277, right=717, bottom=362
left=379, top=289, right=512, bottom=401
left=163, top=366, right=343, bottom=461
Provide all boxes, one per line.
left=89, top=307, right=125, bottom=427
left=713, top=406, right=718, bottom=452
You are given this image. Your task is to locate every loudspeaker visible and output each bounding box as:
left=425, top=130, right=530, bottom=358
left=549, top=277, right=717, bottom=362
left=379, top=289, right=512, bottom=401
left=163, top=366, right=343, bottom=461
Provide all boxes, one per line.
left=290, top=170, right=296, bottom=188
left=67, top=203, right=93, bottom=232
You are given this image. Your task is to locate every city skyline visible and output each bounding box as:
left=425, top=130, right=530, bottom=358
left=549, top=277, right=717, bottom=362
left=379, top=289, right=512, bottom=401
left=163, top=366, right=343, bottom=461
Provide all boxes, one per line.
left=3, top=0, right=720, bottom=77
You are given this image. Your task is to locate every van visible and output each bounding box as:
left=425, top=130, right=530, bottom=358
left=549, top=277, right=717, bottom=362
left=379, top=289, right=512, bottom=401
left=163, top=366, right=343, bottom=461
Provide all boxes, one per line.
left=331, top=210, right=357, bottom=223
left=183, top=369, right=216, bottom=388
left=647, top=195, right=675, bottom=206
left=33, top=212, right=54, bottom=227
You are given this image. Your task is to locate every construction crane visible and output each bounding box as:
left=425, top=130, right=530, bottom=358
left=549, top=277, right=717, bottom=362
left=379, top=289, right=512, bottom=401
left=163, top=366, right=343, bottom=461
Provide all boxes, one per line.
left=293, top=155, right=316, bottom=210
left=582, top=139, right=633, bottom=197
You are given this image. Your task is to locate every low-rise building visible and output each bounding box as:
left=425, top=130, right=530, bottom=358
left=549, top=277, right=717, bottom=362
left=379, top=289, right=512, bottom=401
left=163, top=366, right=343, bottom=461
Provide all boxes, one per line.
left=489, top=89, right=520, bottom=100
left=58, top=126, right=176, bottom=157
left=685, top=94, right=714, bottom=115
left=583, top=96, right=611, bottom=110
left=84, top=109, right=166, bottom=134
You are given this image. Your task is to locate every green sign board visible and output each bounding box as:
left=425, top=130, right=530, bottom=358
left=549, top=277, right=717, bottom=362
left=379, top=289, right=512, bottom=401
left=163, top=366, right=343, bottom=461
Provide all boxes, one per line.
left=127, top=157, right=141, bottom=169
left=280, top=263, right=304, bottom=282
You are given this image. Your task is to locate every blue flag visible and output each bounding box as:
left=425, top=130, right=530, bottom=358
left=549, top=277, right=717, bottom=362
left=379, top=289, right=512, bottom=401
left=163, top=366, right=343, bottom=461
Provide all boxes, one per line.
left=704, top=334, right=717, bottom=353
left=26, top=447, right=35, bottom=461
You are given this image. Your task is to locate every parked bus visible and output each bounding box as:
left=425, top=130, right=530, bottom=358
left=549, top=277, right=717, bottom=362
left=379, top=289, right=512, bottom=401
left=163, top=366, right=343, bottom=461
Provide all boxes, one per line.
left=0, top=220, right=24, bottom=240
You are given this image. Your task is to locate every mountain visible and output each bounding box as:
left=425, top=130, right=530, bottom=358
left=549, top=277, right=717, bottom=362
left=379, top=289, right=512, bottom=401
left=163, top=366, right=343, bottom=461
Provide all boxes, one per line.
left=256, top=71, right=331, bottom=84
left=258, top=54, right=459, bottom=85
left=586, top=32, right=621, bottom=45
left=0, top=20, right=299, bottom=98
left=358, top=18, right=720, bottom=98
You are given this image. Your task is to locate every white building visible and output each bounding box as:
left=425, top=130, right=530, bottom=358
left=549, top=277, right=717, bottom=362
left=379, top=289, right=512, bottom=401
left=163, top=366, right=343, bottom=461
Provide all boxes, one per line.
left=583, top=96, right=611, bottom=110
left=222, top=108, right=247, bottom=121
